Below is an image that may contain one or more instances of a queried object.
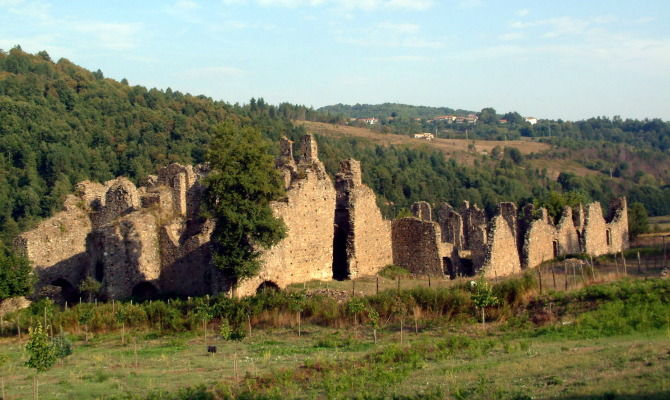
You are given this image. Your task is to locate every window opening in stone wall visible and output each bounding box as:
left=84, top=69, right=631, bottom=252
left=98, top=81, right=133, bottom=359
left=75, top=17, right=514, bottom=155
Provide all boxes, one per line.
left=131, top=281, right=159, bottom=301
left=606, top=229, right=612, bottom=246
left=552, top=241, right=559, bottom=258
left=94, top=260, right=105, bottom=282
left=256, top=280, right=280, bottom=294
left=51, top=278, right=79, bottom=304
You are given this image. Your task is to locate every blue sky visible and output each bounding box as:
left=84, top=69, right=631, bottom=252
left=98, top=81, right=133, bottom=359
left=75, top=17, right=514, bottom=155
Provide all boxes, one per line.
left=1, top=0, right=669, bottom=120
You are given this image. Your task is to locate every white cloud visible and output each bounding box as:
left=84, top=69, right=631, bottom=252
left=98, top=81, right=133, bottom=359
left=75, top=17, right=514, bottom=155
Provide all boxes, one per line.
left=339, top=21, right=444, bottom=48
left=516, top=8, right=529, bottom=17
left=74, top=22, right=142, bottom=50
left=498, top=32, right=524, bottom=41
left=221, top=0, right=434, bottom=10
left=366, top=55, right=430, bottom=62
left=459, top=0, right=482, bottom=8
left=173, top=0, right=200, bottom=10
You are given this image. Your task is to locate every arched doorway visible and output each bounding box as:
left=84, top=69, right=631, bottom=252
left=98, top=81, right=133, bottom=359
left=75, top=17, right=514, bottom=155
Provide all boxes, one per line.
left=51, top=278, right=79, bottom=304
left=131, top=281, right=159, bottom=301
left=256, top=281, right=280, bottom=294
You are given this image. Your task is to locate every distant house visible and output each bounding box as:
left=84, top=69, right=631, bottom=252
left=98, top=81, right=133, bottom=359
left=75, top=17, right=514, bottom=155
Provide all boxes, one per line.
left=499, top=119, right=508, bottom=124
left=413, top=133, right=434, bottom=141
left=434, top=115, right=457, bottom=123
left=525, top=117, right=538, bottom=125
left=357, top=117, right=379, bottom=125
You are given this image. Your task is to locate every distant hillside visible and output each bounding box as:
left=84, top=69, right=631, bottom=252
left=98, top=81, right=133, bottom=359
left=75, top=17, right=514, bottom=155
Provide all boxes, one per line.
left=318, top=103, right=474, bottom=119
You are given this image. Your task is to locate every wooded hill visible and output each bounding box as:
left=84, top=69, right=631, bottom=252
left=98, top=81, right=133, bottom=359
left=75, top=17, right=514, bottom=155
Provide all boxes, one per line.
left=1, top=47, right=669, bottom=248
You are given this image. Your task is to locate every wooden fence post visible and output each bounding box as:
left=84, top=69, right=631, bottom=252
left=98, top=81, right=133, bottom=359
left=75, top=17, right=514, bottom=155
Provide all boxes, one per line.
left=621, top=252, right=627, bottom=275
left=551, top=265, right=557, bottom=290
left=637, top=251, right=642, bottom=274
left=563, top=262, right=568, bottom=290
left=537, top=267, right=543, bottom=294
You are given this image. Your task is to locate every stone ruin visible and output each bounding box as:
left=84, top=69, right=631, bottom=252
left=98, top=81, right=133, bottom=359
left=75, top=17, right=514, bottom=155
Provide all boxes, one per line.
left=16, top=134, right=393, bottom=300
left=15, top=134, right=629, bottom=300
left=393, top=197, right=628, bottom=279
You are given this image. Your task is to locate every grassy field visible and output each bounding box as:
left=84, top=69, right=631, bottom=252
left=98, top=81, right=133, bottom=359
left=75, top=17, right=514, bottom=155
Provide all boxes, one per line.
left=295, top=121, right=550, bottom=164
left=649, top=215, right=670, bottom=233
left=296, top=120, right=600, bottom=179
left=0, top=314, right=667, bottom=399
left=0, top=270, right=668, bottom=400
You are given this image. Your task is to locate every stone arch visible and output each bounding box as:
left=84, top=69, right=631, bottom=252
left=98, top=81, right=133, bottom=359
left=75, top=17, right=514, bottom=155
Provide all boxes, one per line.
left=256, top=280, right=280, bottom=294
left=131, top=281, right=159, bottom=301
left=51, top=278, right=79, bottom=304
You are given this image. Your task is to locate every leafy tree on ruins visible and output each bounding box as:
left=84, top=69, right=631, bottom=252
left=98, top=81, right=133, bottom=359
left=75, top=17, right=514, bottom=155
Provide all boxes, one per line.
left=203, top=123, right=287, bottom=290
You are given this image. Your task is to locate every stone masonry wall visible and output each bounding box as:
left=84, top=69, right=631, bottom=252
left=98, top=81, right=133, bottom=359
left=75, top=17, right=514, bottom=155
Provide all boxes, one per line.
left=236, top=135, right=336, bottom=296
left=556, top=207, right=581, bottom=255
left=582, top=202, right=608, bottom=256
left=333, top=159, right=392, bottom=279
left=522, top=209, right=557, bottom=269
left=481, top=214, right=521, bottom=278
left=391, top=217, right=449, bottom=275
left=606, top=197, right=629, bottom=254
left=89, top=212, right=162, bottom=299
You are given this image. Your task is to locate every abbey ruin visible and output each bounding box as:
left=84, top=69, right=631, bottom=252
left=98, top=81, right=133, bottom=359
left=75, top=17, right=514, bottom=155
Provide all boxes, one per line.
left=16, top=134, right=629, bottom=301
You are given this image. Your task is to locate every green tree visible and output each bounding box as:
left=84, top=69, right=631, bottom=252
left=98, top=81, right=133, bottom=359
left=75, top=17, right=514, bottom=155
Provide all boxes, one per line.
left=0, top=245, right=32, bottom=300
left=470, top=275, right=499, bottom=325
left=25, top=322, right=57, bottom=399
left=78, top=276, right=101, bottom=302
left=477, top=107, right=498, bottom=125
left=203, top=123, right=287, bottom=289
left=628, top=202, right=649, bottom=240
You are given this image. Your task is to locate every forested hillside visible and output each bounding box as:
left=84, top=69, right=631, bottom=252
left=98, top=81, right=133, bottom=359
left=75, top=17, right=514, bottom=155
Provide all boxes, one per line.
left=0, top=47, right=303, bottom=244
left=318, top=103, right=474, bottom=120
left=1, top=47, right=669, bottom=248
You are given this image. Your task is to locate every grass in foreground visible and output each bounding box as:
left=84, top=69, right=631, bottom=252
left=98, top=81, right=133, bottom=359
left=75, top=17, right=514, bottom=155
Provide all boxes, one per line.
left=0, top=277, right=668, bottom=399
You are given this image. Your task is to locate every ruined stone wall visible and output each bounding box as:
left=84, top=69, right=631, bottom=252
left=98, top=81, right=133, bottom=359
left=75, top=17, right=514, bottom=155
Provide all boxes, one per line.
left=391, top=217, right=448, bottom=275
left=481, top=214, right=521, bottom=278
left=435, top=203, right=464, bottom=249
left=461, top=203, right=488, bottom=269
left=15, top=181, right=107, bottom=290
left=15, top=196, right=91, bottom=289
left=333, top=159, right=392, bottom=279
left=522, top=209, right=557, bottom=269
left=158, top=219, right=214, bottom=297
left=582, top=202, right=608, bottom=256
left=606, top=197, right=629, bottom=253
left=236, top=135, right=336, bottom=297
left=556, top=207, right=581, bottom=255
left=411, top=201, right=432, bottom=221
left=88, top=212, right=162, bottom=299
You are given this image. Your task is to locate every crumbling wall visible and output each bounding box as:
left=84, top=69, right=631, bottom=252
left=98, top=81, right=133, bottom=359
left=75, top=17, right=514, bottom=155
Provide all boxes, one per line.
left=606, top=197, right=629, bottom=253
left=556, top=207, right=581, bottom=255
left=522, top=208, right=557, bottom=269
left=88, top=212, right=162, bottom=299
left=411, top=201, right=432, bottom=221
left=333, top=159, right=392, bottom=279
left=15, top=194, right=93, bottom=290
left=158, top=219, right=214, bottom=297
left=391, top=217, right=449, bottom=275
left=481, top=214, right=521, bottom=277
left=461, top=203, right=488, bottom=269
left=236, top=134, right=336, bottom=296
left=582, top=202, right=608, bottom=256
left=435, top=203, right=464, bottom=249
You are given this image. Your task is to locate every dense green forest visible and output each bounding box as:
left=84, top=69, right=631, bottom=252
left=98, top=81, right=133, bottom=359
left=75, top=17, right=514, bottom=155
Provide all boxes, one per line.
left=1, top=47, right=669, bottom=251
left=318, top=103, right=474, bottom=120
